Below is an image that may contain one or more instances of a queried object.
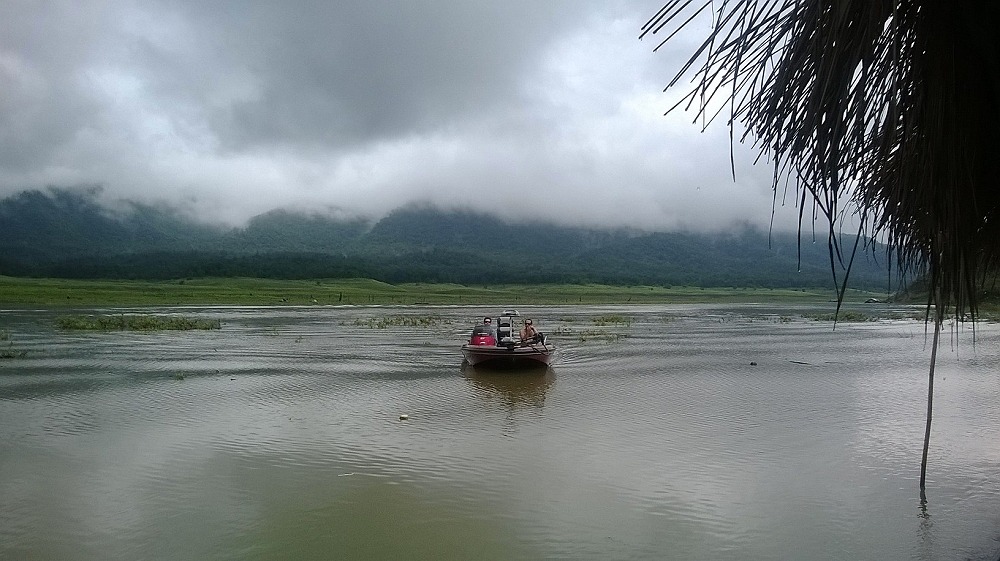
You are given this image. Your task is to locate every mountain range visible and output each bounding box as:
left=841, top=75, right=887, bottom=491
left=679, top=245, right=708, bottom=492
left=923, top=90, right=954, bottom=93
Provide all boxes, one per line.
left=0, top=187, right=896, bottom=290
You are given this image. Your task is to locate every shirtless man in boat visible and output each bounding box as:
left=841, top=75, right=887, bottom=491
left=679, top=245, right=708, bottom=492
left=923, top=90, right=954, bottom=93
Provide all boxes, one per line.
left=519, top=319, right=541, bottom=344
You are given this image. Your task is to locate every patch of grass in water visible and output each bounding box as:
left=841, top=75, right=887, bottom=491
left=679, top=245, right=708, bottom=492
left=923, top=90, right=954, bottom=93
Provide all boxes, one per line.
left=746, top=314, right=795, bottom=323
left=591, top=314, right=632, bottom=327
left=577, top=329, right=628, bottom=344
left=805, top=311, right=874, bottom=322
left=806, top=310, right=939, bottom=322
left=0, top=345, right=26, bottom=359
left=0, top=346, right=26, bottom=359
left=55, top=314, right=221, bottom=331
left=979, top=304, right=1000, bottom=322
left=352, top=315, right=445, bottom=329
left=0, top=330, right=27, bottom=358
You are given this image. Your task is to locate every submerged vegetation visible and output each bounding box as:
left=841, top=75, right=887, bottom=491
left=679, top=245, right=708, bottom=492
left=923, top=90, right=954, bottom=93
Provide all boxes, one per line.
left=591, top=314, right=632, bottom=327
left=0, top=347, right=26, bottom=359
left=0, top=329, right=26, bottom=359
left=577, top=330, right=629, bottom=344
left=351, top=315, right=446, bottom=329
left=805, top=309, right=966, bottom=323
left=806, top=311, right=877, bottom=323
left=576, top=314, right=635, bottom=343
left=55, top=314, right=221, bottom=331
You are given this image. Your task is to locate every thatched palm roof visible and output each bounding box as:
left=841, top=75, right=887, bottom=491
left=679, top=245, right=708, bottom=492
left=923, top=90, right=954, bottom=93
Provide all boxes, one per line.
left=642, top=0, right=999, bottom=492
left=642, top=0, right=999, bottom=319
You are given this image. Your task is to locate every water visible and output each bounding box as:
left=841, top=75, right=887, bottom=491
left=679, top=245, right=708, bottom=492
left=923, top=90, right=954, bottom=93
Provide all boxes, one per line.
left=1, top=304, right=998, bottom=560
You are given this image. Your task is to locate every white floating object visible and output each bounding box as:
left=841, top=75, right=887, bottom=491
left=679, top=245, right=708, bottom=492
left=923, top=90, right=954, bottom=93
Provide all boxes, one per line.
left=399, top=414, right=409, bottom=421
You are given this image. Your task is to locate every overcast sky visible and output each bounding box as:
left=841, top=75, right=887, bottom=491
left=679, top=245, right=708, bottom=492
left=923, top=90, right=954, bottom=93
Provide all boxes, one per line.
left=0, top=1, right=803, bottom=232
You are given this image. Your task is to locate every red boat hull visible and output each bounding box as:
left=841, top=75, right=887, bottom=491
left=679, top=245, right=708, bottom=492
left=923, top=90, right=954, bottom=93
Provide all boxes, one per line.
left=461, top=343, right=555, bottom=368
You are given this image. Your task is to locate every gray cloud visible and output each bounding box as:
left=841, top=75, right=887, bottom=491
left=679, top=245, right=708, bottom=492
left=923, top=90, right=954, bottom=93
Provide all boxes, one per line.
left=0, top=1, right=798, bottom=231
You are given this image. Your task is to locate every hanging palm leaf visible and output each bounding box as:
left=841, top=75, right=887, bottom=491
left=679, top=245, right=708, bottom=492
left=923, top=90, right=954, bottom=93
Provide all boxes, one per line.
left=643, top=0, right=1000, bottom=492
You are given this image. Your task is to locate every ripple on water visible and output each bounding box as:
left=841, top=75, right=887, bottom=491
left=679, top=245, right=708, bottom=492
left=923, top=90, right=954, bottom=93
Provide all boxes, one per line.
left=2, top=305, right=1000, bottom=561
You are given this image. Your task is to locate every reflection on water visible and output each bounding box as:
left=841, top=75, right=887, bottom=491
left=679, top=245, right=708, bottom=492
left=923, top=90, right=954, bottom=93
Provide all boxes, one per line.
left=462, top=362, right=555, bottom=408
left=1, top=304, right=999, bottom=561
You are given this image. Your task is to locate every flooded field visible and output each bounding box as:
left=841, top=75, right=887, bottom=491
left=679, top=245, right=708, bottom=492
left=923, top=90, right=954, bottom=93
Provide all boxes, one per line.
left=1, top=304, right=998, bottom=560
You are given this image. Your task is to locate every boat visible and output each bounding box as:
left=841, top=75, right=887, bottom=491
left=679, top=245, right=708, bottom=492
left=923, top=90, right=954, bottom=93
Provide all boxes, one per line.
left=460, top=310, right=556, bottom=368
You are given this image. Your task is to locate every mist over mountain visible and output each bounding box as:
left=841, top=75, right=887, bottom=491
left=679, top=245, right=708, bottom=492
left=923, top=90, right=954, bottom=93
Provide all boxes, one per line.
left=0, top=188, right=894, bottom=290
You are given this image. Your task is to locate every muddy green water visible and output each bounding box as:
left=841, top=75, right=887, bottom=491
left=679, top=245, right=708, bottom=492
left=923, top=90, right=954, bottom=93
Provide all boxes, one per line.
left=1, top=304, right=998, bottom=560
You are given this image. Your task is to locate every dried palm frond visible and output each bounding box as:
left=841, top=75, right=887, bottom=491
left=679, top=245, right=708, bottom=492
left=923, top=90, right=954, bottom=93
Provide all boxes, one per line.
left=643, top=0, right=1000, bottom=492
left=643, top=0, right=999, bottom=318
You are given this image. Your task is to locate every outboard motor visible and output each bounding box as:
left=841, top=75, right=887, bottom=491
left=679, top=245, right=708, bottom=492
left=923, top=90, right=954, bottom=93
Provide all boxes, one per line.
left=469, top=325, right=496, bottom=346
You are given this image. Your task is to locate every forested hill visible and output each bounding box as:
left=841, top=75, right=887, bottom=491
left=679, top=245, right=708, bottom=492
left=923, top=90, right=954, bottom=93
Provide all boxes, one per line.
left=0, top=188, right=894, bottom=289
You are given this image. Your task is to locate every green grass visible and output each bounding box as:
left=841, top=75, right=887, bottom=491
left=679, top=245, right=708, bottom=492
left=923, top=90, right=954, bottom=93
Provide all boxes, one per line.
left=0, top=276, right=880, bottom=307
left=55, top=314, right=221, bottom=331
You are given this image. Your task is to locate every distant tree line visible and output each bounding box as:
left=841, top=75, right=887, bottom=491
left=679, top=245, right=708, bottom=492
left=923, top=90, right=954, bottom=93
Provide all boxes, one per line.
left=0, top=248, right=891, bottom=290
left=0, top=187, right=896, bottom=290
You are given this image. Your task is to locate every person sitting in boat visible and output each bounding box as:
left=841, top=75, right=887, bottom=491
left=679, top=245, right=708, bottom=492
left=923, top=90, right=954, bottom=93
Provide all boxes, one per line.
left=519, top=319, right=543, bottom=344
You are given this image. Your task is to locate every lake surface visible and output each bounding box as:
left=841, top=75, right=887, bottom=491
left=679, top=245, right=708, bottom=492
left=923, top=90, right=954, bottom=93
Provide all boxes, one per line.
left=1, top=303, right=998, bottom=561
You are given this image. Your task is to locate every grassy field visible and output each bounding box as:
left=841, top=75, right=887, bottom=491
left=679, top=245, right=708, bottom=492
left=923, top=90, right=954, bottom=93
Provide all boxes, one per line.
left=0, top=276, right=884, bottom=307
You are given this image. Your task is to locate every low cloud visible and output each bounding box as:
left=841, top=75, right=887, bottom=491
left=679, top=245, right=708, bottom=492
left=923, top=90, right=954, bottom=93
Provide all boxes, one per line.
left=1, top=1, right=800, bottom=232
